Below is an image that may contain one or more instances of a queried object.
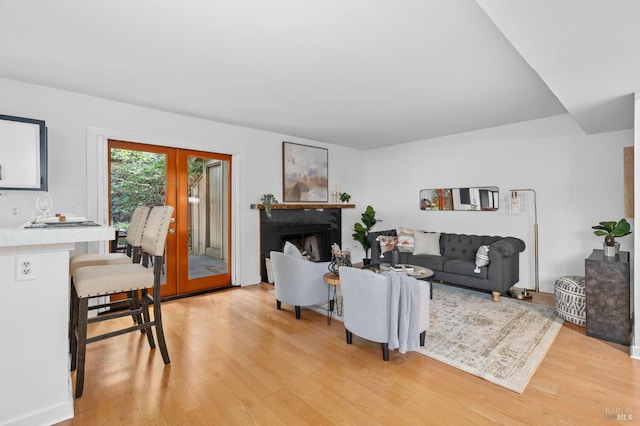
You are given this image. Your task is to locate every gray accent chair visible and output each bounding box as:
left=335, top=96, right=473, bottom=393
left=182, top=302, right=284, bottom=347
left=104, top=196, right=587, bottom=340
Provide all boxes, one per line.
left=339, top=266, right=430, bottom=361
left=270, top=251, right=330, bottom=319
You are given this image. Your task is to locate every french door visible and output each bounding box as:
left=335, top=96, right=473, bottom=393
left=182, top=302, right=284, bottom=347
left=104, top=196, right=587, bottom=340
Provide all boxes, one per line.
left=108, top=140, right=232, bottom=297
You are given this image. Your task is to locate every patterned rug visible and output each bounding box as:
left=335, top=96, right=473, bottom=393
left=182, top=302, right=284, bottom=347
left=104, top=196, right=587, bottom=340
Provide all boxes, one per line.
left=419, top=283, right=563, bottom=393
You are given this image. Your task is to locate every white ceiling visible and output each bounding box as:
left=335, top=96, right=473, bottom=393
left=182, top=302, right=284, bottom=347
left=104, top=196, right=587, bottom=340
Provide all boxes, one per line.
left=0, top=0, right=637, bottom=150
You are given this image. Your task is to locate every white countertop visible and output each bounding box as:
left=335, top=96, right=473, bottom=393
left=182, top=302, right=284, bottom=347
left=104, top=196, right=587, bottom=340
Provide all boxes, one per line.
left=0, top=222, right=115, bottom=247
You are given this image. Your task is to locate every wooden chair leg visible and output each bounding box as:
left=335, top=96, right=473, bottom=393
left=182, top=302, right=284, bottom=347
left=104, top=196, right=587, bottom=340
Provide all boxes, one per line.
left=75, top=297, right=89, bottom=398
left=295, top=306, right=301, bottom=319
left=68, top=277, right=74, bottom=352
left=129, top=290, right=145, bottom=333
left=381, top=343, right=389, bottom=361
left=152, top=292, right=170, bottom=364
left=420, top=331, right=426, bottom=346
left=141, top=289, right=156, bottom=349
left=346, top=329, right=352, bottom=344
left=70, top=284, right=79, bottom=371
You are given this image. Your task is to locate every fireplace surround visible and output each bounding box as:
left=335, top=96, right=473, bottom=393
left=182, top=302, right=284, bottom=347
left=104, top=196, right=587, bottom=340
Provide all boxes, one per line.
left=258, top=205, right=351, bottom=282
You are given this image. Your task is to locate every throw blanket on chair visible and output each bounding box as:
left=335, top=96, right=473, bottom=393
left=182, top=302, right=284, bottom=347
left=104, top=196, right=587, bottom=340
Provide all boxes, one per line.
left=383, top=272, right=421, bottom=353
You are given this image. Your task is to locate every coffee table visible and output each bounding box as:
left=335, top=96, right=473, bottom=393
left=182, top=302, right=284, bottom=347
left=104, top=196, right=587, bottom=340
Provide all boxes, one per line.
left=364, top=263, right=435, bottom=299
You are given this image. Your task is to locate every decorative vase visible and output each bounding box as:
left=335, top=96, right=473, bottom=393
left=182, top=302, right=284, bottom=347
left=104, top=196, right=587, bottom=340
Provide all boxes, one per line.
left=603, top=242, right=620, bottom=257
left=391, top=247, right=400, bottom=267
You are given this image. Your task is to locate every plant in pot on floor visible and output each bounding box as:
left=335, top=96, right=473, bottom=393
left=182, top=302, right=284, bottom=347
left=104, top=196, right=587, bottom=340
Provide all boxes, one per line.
left=352, top=205, right=377, bottom=264
left=592, top=218, right=632, bottom=257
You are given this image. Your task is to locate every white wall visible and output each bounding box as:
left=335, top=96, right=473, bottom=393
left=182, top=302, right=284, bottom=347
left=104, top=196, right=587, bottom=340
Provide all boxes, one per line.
left=362, top=114, right=633, bottom=296
left=0, top=78, right=363, bottom=286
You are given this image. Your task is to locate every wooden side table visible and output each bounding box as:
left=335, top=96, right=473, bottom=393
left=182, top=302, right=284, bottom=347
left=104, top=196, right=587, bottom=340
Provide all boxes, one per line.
left=323, top=272, right=342, bottom=325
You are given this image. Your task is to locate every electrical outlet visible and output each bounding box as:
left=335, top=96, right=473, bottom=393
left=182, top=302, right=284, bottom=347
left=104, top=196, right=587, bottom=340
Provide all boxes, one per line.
left=15, top=256, right=36, bottom=281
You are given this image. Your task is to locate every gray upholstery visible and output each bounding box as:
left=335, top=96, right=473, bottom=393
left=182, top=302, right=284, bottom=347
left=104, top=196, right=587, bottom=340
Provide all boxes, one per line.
left=339, top=266, right=430, bottom=360
left=368, top=230, right=525, bottom=295
left=269, top=251, right=330, bottom=319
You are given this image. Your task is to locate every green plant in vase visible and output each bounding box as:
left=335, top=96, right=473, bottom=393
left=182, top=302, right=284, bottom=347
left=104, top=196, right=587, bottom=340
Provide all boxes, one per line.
left=339, top=192, right=351, bottom=203
left=261, top=193, right=278, bottom=218
left=592, top=218, right=631, bottom=256
left=352, top=205, right=377, bottom=263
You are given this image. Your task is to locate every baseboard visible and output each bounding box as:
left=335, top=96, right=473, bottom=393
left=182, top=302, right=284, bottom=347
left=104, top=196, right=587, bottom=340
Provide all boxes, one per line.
left=631, top=344, right=640, bottom=360
left=3, top=400, right=74, bottom=426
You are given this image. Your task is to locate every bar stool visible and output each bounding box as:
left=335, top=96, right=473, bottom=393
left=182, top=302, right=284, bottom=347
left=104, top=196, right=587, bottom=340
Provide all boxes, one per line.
left=70, top=205, right=173, bottom=398
left=68, top=206, right=150, bottom=340
left=69, top=205, right=150, bottom=274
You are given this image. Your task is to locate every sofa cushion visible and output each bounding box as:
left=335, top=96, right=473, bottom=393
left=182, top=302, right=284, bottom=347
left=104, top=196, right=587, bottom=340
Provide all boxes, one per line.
left=407, top=254, right=446, bottom=271
left=283, top=241, right=305, bottom=260
left=377, top=235, right=397, bottom=255
left=474, top=245, right=490, bottom=273
left=396, top=228, right=417, bottom=253
left=443, top=258, right=488, bottom=279
left=413, top=232, right=441, bottom=255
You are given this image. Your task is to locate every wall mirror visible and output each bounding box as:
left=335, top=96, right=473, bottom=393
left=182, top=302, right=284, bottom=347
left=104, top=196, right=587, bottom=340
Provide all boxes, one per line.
left=420, top=186, right=499, bottom=211
left=0, top=114, right=48, bottom=191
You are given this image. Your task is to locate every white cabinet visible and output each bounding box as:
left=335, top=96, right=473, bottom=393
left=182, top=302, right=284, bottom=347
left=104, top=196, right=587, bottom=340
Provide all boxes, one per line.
left=0, top=114, right=47, bottom=190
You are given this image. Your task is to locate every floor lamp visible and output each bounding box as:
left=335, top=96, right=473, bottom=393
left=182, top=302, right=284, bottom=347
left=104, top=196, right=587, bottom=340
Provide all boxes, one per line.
left=509, top=188, right=539, bottom=300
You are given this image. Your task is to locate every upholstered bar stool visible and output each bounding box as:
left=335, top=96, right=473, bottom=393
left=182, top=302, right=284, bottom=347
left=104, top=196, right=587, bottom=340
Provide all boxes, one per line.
left=68, top=205, right=150, bottom=340
left=69, top=205, right=150, bottom=274
left=70, top=205, right=173, bottom=398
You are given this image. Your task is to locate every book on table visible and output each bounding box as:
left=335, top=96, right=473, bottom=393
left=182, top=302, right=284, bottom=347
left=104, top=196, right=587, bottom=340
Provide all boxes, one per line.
left=390, top=264, right=414, bottom=272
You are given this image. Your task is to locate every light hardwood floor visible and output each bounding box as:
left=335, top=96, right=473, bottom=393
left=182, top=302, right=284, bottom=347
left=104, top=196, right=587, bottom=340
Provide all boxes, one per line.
left=58, top=284, right=640, bottom=425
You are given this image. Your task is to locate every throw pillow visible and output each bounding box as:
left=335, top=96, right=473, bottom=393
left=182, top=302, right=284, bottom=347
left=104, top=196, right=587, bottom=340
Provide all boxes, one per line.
left=283, top=241, right=305, bottom=260
left=474, top=245, right=490, bottom=273
left=396, top=228, right=416, bottom=253
left=412, top=232, right=441, bottom=256
left=377, top=235, right=397, bottom=255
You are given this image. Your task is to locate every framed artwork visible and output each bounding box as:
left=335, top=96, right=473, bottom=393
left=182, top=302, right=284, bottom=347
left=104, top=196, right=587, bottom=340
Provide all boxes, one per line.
left=282, top=142, right=328, bottom=202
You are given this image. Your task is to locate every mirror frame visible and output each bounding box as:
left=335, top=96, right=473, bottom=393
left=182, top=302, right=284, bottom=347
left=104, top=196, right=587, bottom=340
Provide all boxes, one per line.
left=420, top=186, right=499, bottom=211
left=0, top=114, right=48, bottom=191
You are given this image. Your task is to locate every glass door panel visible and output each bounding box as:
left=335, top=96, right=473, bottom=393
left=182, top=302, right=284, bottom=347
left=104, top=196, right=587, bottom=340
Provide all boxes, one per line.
left=177, top=150, right=231, bottom=293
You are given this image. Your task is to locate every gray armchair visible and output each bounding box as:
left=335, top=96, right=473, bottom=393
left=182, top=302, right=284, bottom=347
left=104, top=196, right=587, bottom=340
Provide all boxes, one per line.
left=270, top=251, right=330, bottom=319
left=339, top=266, right=430, bottom=360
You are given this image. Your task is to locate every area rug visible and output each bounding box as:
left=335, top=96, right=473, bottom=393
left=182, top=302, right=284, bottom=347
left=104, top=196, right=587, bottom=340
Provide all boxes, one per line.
left=418, top=283, right=563, bottom=393
left=278, top=283, right=562, bottom=393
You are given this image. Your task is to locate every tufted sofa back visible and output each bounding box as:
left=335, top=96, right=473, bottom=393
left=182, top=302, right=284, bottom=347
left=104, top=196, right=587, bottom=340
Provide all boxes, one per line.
left=439, top=233, right=503, bottom=261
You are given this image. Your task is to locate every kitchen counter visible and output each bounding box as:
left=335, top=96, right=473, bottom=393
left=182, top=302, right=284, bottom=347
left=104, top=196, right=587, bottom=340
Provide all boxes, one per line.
left=0, top=222, right=114, bottom=425
left=0, top=221, right=114, bottom=248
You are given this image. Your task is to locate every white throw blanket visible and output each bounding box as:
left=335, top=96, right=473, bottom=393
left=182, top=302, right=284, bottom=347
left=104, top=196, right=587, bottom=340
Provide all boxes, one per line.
left=383, top=271, right=421, bottom=354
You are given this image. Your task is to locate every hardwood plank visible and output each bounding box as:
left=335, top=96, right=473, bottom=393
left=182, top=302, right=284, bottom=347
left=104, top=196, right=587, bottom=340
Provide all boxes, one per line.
left=57, top=283, right=640, bottom=425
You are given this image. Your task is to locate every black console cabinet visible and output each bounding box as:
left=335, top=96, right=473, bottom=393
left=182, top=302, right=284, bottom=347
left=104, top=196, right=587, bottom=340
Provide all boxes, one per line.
left=584, top=249, right=631, bottom=345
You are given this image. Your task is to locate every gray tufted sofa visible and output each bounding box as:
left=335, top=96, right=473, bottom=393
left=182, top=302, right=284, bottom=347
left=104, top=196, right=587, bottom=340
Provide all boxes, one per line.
left=367, top=230, right=525, bottom=295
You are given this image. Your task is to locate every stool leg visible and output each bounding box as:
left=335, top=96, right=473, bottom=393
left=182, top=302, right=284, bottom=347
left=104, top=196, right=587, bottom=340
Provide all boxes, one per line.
left=70, top=284, right=79, bottom=371
left=152, top=291, right=171, bottom=365
left=141, top=289, right=156, bottom=349
left=75, top=297, right=89, bottom=398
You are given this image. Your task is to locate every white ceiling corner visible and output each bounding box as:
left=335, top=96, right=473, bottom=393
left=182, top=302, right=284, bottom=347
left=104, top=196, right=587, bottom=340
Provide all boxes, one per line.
left=0, top=0, right=635, bottom=149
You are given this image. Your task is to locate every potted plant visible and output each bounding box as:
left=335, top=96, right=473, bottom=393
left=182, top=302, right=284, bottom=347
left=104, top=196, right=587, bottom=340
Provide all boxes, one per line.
left=592, top=218, right=631, bottom=257
left=339, top=192, right=351, bottom=203
left=352, top=205, right=377, bottom=264
left=261, top=193, right=278, bottom=218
